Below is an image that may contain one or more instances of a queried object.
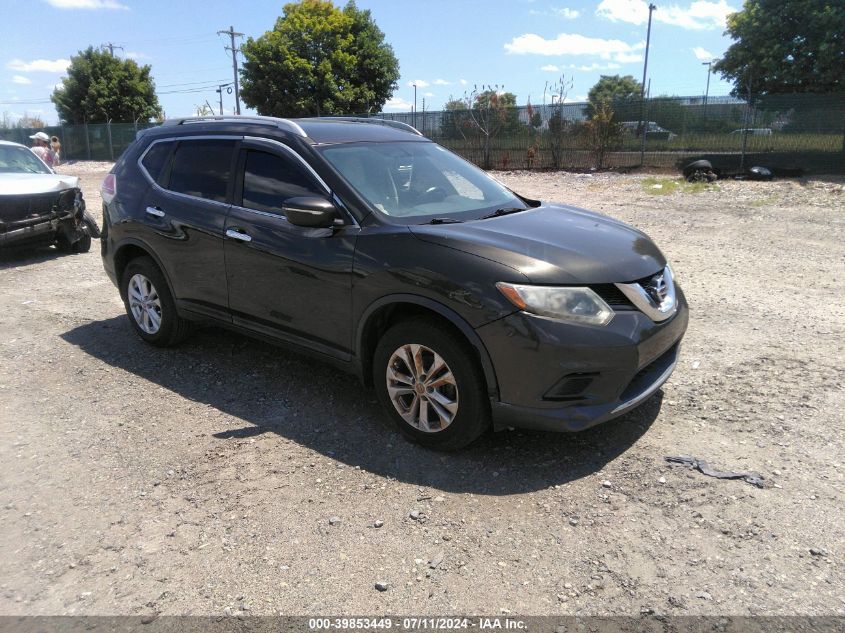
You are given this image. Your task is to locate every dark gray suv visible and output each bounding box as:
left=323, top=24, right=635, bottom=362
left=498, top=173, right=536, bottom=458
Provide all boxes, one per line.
left=100, top=115, right=688, bottom=449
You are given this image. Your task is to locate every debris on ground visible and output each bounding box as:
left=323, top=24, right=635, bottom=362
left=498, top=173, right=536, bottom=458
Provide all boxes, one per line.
left=665, top=455, right=765, bottom=488
left=682, top=159, right=718, bottom=183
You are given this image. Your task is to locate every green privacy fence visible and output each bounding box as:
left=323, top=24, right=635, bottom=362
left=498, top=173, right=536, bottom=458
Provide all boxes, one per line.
left=2, top=93, right=842, bottom=172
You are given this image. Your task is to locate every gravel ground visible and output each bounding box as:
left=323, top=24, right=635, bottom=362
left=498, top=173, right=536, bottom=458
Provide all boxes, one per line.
left=1, top=162, right=843, bottom=617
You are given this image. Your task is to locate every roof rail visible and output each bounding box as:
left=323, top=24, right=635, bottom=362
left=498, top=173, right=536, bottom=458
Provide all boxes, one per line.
left=160, top=115, right=307, bottom=138
left=305, top=116, right=423, bottom=136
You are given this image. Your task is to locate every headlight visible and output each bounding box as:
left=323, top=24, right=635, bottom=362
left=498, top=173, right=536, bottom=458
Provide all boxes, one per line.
left=496, top=282, right=614, bottom=326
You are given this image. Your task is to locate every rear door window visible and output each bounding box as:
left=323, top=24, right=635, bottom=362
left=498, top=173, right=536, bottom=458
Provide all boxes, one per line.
left=167, top=140, right=236, bottom=203
left=240, top=150, right=324, bottom=213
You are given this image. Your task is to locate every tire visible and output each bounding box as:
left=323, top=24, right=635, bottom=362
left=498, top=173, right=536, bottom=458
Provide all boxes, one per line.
left=55, top=225, right=91, bottom=253
left=373, top=318, right=490, bottom=450
left=74, top=227, right=92, bottom=253
left=120, top=256, right=192, bottom=347
left=82, top=210, right=101, bottom=238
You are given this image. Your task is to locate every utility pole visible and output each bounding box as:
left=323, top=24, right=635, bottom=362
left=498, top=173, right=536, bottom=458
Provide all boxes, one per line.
left=413, top=83, right=417, bottom=129
left=102, top=42, right=124, bottom=57
left=218, top=26, right=243, bottom=115
left=702, top=60, right=713, bottom=122
left=216, top=83, right=232, bottom=115
left=639, top=3, right=656, bottom=166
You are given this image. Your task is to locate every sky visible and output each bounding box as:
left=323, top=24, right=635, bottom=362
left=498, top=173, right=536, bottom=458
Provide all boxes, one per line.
left=0, top=0, right=740, bottom=125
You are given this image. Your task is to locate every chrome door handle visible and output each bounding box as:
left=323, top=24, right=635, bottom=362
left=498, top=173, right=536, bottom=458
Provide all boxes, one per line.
left=145, top=206, right=165, bottom=218
left=226, top=228, right=252, bottom=242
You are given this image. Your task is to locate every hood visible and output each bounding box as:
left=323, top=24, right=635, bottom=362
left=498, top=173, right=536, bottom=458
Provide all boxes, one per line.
left=0, top=173, right=79, bottom=195
left=409, top=203, right=666, bottom=284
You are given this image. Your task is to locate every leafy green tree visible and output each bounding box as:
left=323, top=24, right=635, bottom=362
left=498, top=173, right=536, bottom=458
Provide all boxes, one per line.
left=587, top=75, right=643, bottom=118
left=51, top=47, right=161, bottom=123
left=713, top=0, right=845, bottom=97
left=240, top=0, right=400, bottom=116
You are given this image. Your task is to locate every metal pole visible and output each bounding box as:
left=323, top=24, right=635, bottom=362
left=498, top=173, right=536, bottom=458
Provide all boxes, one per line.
left=739, top=77, right=751, bottom=173
left=702, top=61, right=712, bottom=123
left=84, top=119, right=91, bottom=160
left=106, top=118, right=114, bottom=161
left=639, top=3, right=656, bottom=166
left=218, top=26, right=243, bottom=115
left=217, top=86, right=224, bottom=115
left=640, top=78, right=651, bottom=165
left=413, top=84, right=417, bottom=129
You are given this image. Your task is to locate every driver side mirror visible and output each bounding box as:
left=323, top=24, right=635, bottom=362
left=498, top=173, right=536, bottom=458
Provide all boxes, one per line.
left=282, top=196, right=341, bottom=228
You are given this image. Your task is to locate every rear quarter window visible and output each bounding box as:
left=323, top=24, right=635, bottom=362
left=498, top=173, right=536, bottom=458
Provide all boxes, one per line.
left=140, top=141, right=174, bottom=184
left=166, top=140, right=236, bottom=203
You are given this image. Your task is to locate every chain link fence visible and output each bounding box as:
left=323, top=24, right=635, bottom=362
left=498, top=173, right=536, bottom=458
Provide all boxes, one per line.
left=1, top=93, right=842, bottom=173
left=0, top=121, right=156, bottom=162
left=368, top=92, right=845, bottom=174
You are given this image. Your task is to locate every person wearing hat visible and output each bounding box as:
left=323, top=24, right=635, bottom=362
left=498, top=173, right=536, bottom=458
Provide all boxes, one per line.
left=29, top=131, right=56, bottom=167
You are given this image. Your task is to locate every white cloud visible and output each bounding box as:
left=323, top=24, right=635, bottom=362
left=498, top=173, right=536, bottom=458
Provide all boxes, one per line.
left=614, top=52, right=644, bottom=63
left=568, top=62, right=622, bottom=71
left=692, top=46, right=714, bottom=60
left=432, top=78, right=450, bottom=85
left=12, top=76, right=31, bottom=85
left=44, top=0, right=129, bottom=9
left=553, top=7, right=580, bottom=19
left=459, top=79, right=468, bottom=86
left=406, top=79, right=429, bottom=88
left=125, top=51, right=151, bottom=60
left=540, top=64, right=560, bottom=72
left=504, top=32, right=645, bottom=63
left=596, top=0, right=735, bottom=30
left=7, top=58, right=71, bottom=73
left=383, top=97, right=413, bottom=111
left=423, top=92, right=435, bottom=97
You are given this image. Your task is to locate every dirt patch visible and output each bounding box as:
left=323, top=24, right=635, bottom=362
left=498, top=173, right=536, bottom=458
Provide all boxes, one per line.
left=1, top=164, right=843, bottom=616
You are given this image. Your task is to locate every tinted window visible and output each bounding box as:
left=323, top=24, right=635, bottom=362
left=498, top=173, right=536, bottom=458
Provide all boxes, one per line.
left=241, top=150, right=324, bottom=212
left=141, top=141, right=174, bottom=183
left=167, top=140, right=235, bottom=203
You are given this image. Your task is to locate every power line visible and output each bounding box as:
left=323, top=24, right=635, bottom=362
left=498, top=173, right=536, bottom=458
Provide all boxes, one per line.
left=217, top=26, right=243, bottom=115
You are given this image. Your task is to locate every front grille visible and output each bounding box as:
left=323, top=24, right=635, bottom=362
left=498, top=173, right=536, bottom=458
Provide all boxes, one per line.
left=592, top=284, right=635, bottom=310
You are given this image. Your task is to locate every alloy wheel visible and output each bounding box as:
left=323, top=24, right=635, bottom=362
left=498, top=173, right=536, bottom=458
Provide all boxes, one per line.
left=385, top=343, right=459, bottom=432
left=128, top=273, right=162, bottom=334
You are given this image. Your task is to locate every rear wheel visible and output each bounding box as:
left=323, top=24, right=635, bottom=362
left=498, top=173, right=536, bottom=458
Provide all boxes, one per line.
left=120, top=256, right=192, bottom=346
left=373, top=318, right=490, bottom=450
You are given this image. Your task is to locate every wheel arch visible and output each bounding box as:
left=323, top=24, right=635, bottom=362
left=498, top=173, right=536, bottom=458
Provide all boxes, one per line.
left=113, top=239, right=175, bottom=299
left=356, top=294, right=499, bottom=399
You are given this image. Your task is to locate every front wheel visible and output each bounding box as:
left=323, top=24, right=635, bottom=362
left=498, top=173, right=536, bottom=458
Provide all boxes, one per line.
left=373, top=318, right=490, bottom=450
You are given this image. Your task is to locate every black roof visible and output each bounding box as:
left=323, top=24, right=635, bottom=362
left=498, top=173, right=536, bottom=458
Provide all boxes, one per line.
left=144, top=115, right=427, bottom=145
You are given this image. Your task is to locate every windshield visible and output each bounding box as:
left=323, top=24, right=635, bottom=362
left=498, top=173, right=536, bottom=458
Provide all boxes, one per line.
left=0, top=145, right=52, bottom=174
left=320, top=141, right=524, bottom=222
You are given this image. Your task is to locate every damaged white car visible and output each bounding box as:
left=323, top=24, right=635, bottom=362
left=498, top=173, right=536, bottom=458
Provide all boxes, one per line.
left=0, top=140, right=99, bottom=252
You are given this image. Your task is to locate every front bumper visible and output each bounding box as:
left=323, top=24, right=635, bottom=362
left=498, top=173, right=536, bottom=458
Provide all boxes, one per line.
left=477, top=287, right=689, bottom=432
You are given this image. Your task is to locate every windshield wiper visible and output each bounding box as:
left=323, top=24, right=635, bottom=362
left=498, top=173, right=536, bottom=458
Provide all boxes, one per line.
left=479, top=207, right=528, bottom=220
left=423, top=217, right=463, bottom=225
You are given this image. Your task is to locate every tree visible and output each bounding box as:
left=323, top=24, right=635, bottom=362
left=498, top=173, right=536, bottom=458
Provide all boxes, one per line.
left=586, top=75, right=643, bottom=118
left=450, top=86, right=518, bottom=169
left=441, top=98, right=470, bottom=140
left=51, top=47, right=161, bottom=123
left=585, top=103, right=622, bottom=169
left=240, top=0, right=400, bottom=117
left=713, top=0, right=845, bottom=97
